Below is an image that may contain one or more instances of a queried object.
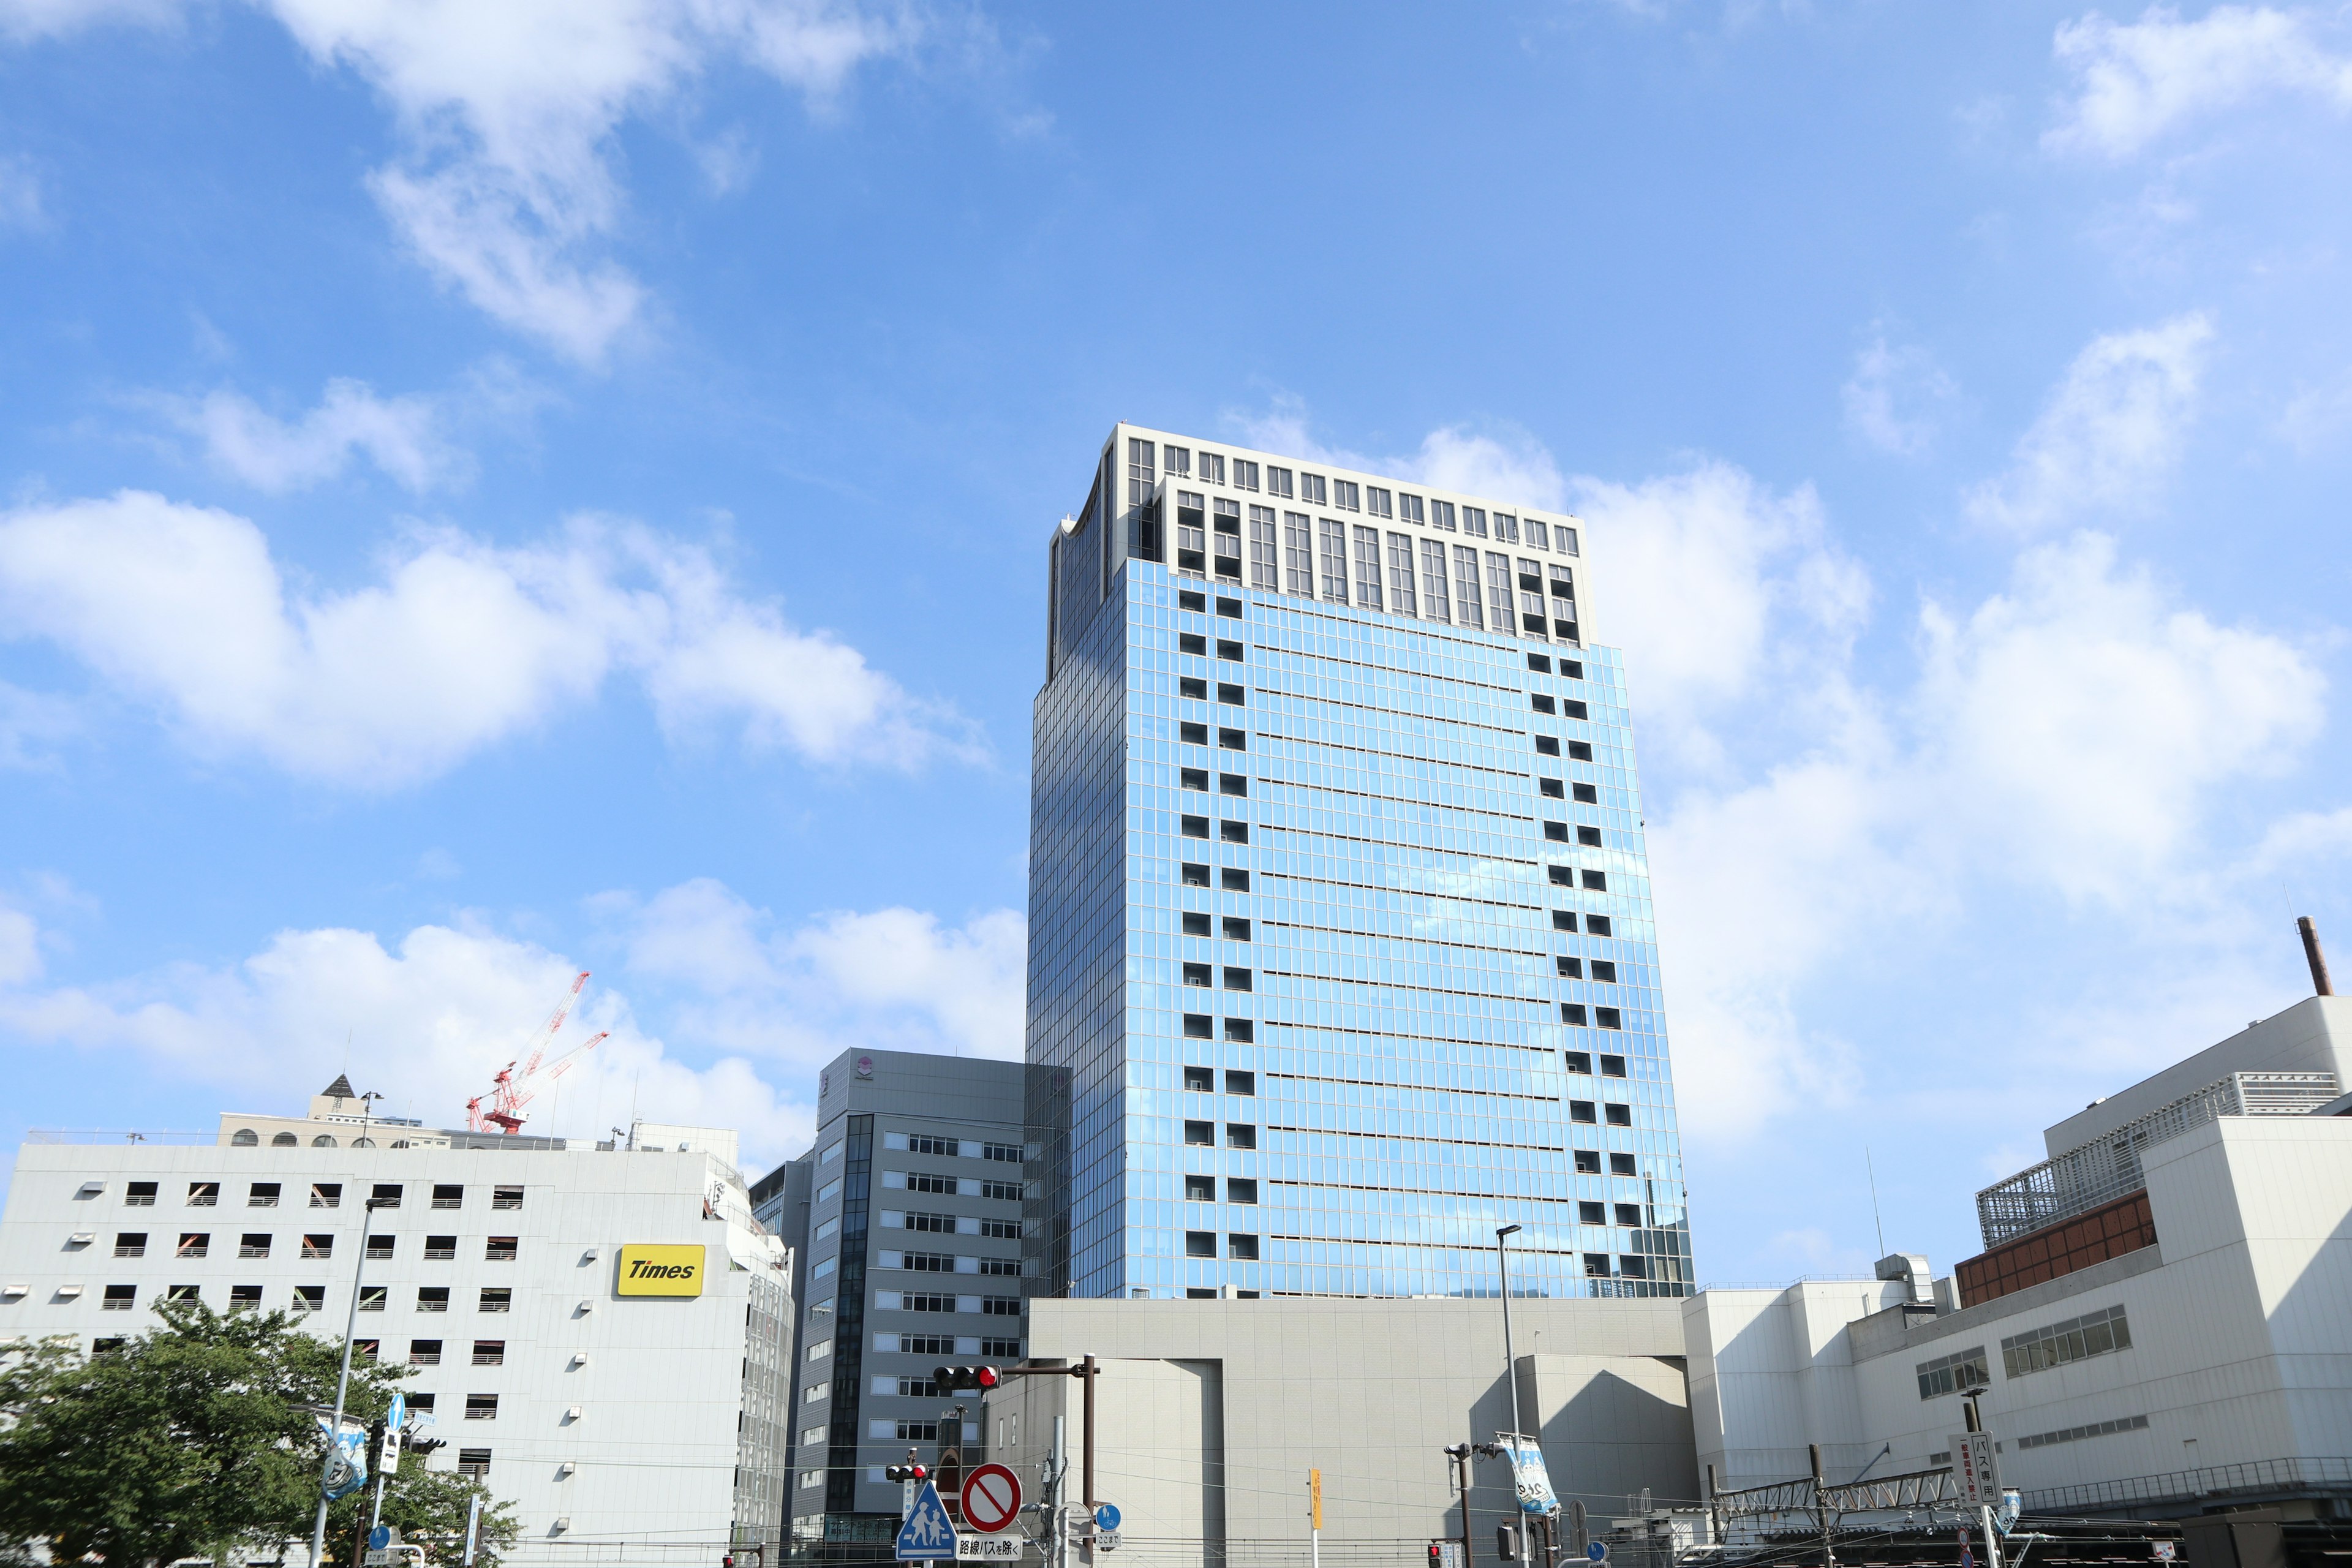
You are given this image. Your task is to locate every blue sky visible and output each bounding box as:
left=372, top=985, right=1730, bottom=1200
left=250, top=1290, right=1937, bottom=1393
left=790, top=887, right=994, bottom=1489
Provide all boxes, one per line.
left=4, top=0, right=2351, bottom=1287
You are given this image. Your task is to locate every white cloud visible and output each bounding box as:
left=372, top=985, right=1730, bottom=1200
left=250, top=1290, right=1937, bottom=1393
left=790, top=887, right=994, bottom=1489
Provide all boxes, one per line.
left=172, top=377, right=461, bottom=492
left=0, top=491, right=979, bottom=786
left=0, top=0, right=920, bottom=359
left=0, top=153, right=42, bottom=230
left=0, top=914, right=812, bottom=1165
left=1842, top=333, right=1959, bottom=456
left=2046, top=5, right=2352, bottom=160
left=0, top=903, right=40, bottom=986
left=612, top=878, right=1025, bottom=1065
left=269, top=0, right=920, bottom=361
left=1964, top=313, right=2212, bottom=532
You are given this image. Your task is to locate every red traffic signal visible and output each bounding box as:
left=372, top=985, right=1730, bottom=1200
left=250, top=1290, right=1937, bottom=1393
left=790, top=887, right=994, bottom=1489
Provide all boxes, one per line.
left=932, top=1365, right=1001, bottom=1392
left=884, top=1463, right=929, bottom=1482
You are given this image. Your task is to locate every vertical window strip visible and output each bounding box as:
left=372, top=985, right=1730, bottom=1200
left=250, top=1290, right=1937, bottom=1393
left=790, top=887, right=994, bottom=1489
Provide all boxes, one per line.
left=1126, top=438, right=1155, bottom=508
left=1317, top=518, right=1350, bottom=603
left=1463, top=506, right=1487, bottom=538
left=1385, top=532, right=1417, bottom=616
left=1352, top=525, right=1384, bottom=610
left=1248, top=505, right=1278, bottom=590
left=1284, top=512, right=1315, bottom=597
left=1419, top=538, right=1452, bottom=622
left=1452, top=545, right=1483, bottom=629
left=1431, top=499, right=1455, bottom=532
left=1485, top=553, right=1517, bottom=636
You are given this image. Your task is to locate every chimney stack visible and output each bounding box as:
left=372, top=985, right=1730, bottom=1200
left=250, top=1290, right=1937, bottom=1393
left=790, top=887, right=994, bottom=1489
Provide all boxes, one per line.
left=2299, top=916, right=2334, bottom=997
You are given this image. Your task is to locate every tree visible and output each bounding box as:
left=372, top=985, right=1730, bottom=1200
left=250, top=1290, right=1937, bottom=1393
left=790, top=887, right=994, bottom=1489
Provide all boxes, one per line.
left=0, top=1298, right=408, bottom=1567
left=328, top=1463, right=517, bottom=1568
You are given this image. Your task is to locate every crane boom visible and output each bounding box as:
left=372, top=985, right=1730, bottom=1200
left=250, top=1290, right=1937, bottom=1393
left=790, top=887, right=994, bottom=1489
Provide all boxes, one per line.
left=466, top=975, right=599, bottom=1135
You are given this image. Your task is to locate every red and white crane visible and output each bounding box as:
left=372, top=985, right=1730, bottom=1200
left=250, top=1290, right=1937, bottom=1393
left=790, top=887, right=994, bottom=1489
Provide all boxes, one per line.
left=466, top=971, right=608, bottom=1134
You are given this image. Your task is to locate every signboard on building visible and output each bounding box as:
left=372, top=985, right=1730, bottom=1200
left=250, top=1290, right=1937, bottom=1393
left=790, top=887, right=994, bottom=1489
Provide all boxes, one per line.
left=616, top=1243, right=706, bottom=1297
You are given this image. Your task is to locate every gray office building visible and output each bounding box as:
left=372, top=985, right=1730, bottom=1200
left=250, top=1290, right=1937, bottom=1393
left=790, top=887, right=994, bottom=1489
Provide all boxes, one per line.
left=767, top=1049, right=1033, bottom=1547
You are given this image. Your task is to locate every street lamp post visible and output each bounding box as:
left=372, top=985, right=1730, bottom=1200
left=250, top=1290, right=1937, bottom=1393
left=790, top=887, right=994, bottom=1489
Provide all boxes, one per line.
left=310, top=1196, right=391, bottom=1568
left=1496, top=1224, right=1524, bottom=1441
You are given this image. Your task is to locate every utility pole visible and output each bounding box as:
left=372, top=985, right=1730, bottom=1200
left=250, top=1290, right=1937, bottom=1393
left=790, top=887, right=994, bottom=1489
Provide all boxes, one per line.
left=1809, top=1444, right=1833, bottom=1568
left=351, top=1417, right=386, bottom=1568
left=311, top=1196, right=391, bottom=1568
left=1308, top=1468, right=1322, bottom=1568
left=1446, top=1446, right=1476, bottom=1568
left=1962, top=1392, right=2006, bottom=1568
left=1048, top=1416, right=1067, bottom=1568
left=1496, top=1226, right=1524, bottom=1442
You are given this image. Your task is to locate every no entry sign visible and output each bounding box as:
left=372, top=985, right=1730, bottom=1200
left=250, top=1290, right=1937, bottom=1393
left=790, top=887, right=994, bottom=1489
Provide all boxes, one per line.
left=960, top=1463, right=1022, bottom=1534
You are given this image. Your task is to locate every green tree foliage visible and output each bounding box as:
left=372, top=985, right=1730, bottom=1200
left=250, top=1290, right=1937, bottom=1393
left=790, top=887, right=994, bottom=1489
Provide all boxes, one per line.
left=328, top=1463, right=518, bottom=1568
left=0, top=1298, right=448, bottom=1567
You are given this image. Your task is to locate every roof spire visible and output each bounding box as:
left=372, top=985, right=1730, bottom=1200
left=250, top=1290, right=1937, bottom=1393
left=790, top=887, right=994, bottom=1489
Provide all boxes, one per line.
left=320, top=1072, right=358, bottom=1100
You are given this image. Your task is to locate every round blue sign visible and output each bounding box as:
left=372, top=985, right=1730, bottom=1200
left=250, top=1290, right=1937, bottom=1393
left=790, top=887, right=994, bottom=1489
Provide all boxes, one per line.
left=1095, top=1504, right=1121, bottom=1532
left=1587, top=1543, right=1608, bottom=1562
left=369, top=1527, right=392, bottom=1550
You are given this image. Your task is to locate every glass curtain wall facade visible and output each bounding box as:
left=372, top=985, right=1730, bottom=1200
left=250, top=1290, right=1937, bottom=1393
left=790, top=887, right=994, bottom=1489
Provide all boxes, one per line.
left=1027, top=425, right=1692, bottom=1302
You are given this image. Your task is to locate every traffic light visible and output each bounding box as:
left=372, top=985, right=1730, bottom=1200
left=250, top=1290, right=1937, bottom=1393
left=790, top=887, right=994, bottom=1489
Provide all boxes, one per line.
left=1496, top=1525, right=1521, bottom=1562
left=722, top=1556, right=735, bottom=1567
left=932, top=1365, right=1001, bottom=1392
left=1429, top=1545, right=1446, bottom=1567
left=884, top=1463, right=929, bottom=1482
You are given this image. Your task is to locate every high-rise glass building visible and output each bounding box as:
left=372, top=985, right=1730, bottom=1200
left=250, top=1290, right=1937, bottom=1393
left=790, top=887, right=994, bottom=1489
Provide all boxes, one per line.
left=1025, top=424, right=1694, bottom=1303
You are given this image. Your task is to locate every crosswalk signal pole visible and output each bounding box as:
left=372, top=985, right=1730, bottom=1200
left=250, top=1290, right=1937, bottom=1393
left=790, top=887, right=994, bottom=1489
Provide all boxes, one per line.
left=1309, top=1468, right=1323, bottom=1568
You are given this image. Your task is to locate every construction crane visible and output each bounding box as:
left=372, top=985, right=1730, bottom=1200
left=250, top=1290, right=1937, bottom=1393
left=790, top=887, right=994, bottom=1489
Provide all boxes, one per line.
left=466, top=971, right=609, bottom=1134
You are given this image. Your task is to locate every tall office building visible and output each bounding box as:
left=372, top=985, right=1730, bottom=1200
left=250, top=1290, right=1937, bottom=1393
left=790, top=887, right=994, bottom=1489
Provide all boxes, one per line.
left=1027, top=424, right=1693, bottom=1302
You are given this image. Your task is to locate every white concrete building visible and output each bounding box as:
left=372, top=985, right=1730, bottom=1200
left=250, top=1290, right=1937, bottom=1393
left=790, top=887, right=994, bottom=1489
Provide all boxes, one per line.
left=0, top=1083, right=794, bottom=1566
left=1686, top=993, right=2352, bottom=1523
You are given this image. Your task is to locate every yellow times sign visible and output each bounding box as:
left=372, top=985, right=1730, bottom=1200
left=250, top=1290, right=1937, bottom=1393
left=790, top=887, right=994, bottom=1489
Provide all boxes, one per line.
left=616, top=1243, right=706, bottom=1297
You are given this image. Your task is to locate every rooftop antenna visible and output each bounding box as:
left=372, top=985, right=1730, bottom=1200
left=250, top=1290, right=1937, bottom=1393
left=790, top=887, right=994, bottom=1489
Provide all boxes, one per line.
left=1866, top=1146, right=1887, bottom=1257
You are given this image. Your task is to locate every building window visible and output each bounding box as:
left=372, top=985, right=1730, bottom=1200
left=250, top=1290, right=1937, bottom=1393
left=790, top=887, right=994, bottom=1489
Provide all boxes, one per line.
left=1351, top=525, right=1384, bottom=609
left=1563, top=1006, right=1589, bottom=1027
left=1580, top=1202, right=1605, bottom=1224
left=1549, top=867, right=1573, bottom=886
left=1596, top=1008, right=1624, bottom=1030
left=1462, top=507, right=1487, bottom=538
left=1282, top=511, right=1314, bottom=596
left=1332, top=479, right=1358, bottom=511
left=472, top=1340, right=505, bottom=1365
left=1223, top=1070, right=1255, bottom=1096
left=981, top=1296, right=1021, bottom=1316
left=1583, top=1254, right=1612, bottom=1278
left=1185, top=1175, right=1215, bottom=1200
left=907, top=1172, right=955, bottom=1194
left=1604, top=1104, right=1632, bottom=1126
left=247, top=1182, right=281, bottom=1208
left=2002, top=1306, right=2132, bottom=1379
left=1532, top=695, right=1556, bottom=714
left=1235, top=459, right=1259, bottom=491
left=1184, top=1121, right=1214, bottom=1146
left=1302, top=473, right=1327, bottom=506
left=479, top=1289, right=511, bottom=1313
left=237, top=1234, right=271, bottom=1259
left=1452, top=544, right=1483, bottom=628
left=102, top=1284, right=135, bottom=1310
left=1225, top=1123, right=1256, bottom=1150
left=1216, top=683, right=1244, bottom=705
left=1127, top=437, right=1155, bottom=508
left=188, top=1183, right=219, bottom=1207
left=978, top=1257, right=1022, bottom=1277
left=1178, top=631, right=1207, bottom=655
left=1223, top=967, right=1252, bottom=991
left=1224, top=1018, right=1254, bottom=1042
left=1431, top=499, right=1455, bottom=531
left=423, top=1235, right=456, bottom=1260
left=1573, top=782, right=1599, bottom=804
left=1619, top=1256, right=1648, bottom=1280
left=165, top=1284, right=200, bottom=1302
left=1185, top=1232, right=1216, bottom=1257
left=1582, top=870, right=1608, bottom=891
left=366, top=1235, right=393, bottom=1259
left=484, top=1237, right=518, bottom=1261
left=1201, top=452, right=1224, bottom=484
left=1218, top=773, right=1247, bottom=797
left=311, top=1183, right=342, bottom=1208
left=982, top=1142, right=1022, bottom=1163
left=115, top=1233, right=146, bottom=1257
left=1574, top=1150, right=1600, bottom=1174
left=1166, top=445, right=1191, bottom=478
left=1185, top=1066, right=1215, bottom=1091
left=411, top=1340, right=443, bottom=1365
left=491, top=1185, right=523, bottom=1210
left=1180, top=722, right=1210, bottom=745
left=464, top=1393, right=498, bottom=1422
left=1564, top=1051, right=1592, bottom=1074
left=1182, top=815, right=1210, bottom=840
left=1183, top=1013, right=1213, bottom=1038
left=1558, top=957, right=1583, bottom=978
left=1182, top=863, right=1210, bottom=886
left=232, top=1128, right=258, bottom=1147
left=1180, top=767, right=1210, bottom=791
left=1368, top=486, right=1393, bottom=518
left=1569, top=1099, right=1596, bottom=1122
left=1250, top=505, right=1278, bottom=589
left=1540, top=778, right=1565, bottom=798
left=418, top=1287, right=449, bottom=1312
left=1577, top=826, right=1604, bottom=847
left=1417, top=538, right=1450, bottom=621
left=1219, top=821, right=1248, bottom=845
left=1221, top=869, right=1250, bottom=891
left=457, top=1448, right=492, bottom=1478
left=1218, top=728, right=1246, bottom=751
left=1317, top=516, right=1349, bottom=602
left=1267, top=466, right=1294, bottom=499
left=1183, top=962, right=1213, bottom=987
left=294, top=1286, right=325, bottom=1313
left=900, top=1251, right=954, bottom=1273
left=979, top=1218, right=1022, bottom=1240
left=370, top=1184, right=401, bottom=1207
left=1616, top=1203, right=1643, bottom=1227
left=1227, top=1233, right=1259, bottom=1260
left=432, top=1185, right=464, bottom=1209
left=1586, top=914, right=1613, bottom=936
left=1385, top=532, right=1417, bottom=616
left=1610, top=1153, right=1637, bottom=1175
left=1226, top=1178, right=1258, bottom=1204
left=1553, top=910, right=1577, bottom=930
left=358, top=1286, right=387, bottom=1312
left=1545, top=823, right=1569, bottom=842
left=177, top=1233, right=209, bottom=1258
left=1600, top=1054, right=1628, bottom=1076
